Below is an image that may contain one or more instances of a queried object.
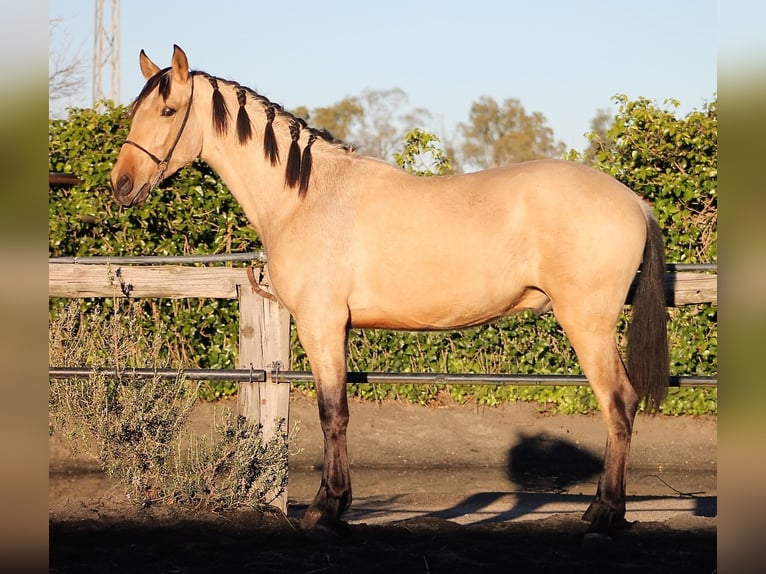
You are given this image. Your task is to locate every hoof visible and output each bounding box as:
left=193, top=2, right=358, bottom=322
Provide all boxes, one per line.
left=300, top=512, right=350, bottom=540
left=582, top=501, right=629, bottom=534
left=585, top=515, right=631, bottom=535
left=299, top=508, right=323, bottom=530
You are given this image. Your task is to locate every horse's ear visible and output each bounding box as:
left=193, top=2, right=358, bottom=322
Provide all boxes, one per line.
left=139, top=50, right=160, bottom=80
left=171, top=44, right=189, bottom=83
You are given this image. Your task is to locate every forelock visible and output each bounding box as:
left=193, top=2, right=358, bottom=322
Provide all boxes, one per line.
left=130, top=67, right=172, bottom=116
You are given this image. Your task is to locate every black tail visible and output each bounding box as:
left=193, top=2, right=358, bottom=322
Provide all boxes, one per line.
left=627, top=206, right=670, bottom=412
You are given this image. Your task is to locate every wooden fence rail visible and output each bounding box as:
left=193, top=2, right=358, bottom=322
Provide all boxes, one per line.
left=49, top=263, right=717, bottom=305
left=48, top=262, right=717, bottom=512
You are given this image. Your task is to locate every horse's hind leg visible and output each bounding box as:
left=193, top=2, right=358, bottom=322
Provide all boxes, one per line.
left=555, top=308, right=639, bottom=532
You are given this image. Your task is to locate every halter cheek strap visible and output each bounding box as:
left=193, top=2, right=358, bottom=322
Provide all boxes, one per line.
left=123, top=140, right=169, bottom=190
left=124, top=75, right=195, bottom=190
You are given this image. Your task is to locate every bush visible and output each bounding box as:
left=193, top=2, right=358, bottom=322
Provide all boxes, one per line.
left=49, top=102, right=260, bottom=398
left=588, top=95, right=717, bottom=264
left=588, top=95, right=717, bottom=415
left=49, top=301, right=289, bottom=509
left=294, top=104, right=718, bottom=415
left=48, top=97, right=717, bottom=414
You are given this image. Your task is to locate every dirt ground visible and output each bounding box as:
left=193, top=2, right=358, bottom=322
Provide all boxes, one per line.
left=50, top=393, right=717, bottom=573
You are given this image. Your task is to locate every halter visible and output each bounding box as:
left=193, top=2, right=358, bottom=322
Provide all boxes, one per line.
left=124, top=75, right=195, bottom=190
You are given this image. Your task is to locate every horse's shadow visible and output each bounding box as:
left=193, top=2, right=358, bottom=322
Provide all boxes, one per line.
left=290, top=431, right=717, bottom=525
left=506, top=431, right=603, bottom=492
left=427, top=431, right=603, bottom=523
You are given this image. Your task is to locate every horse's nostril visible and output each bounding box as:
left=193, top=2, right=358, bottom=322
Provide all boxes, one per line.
left=116, top=174, right=133, bottom=197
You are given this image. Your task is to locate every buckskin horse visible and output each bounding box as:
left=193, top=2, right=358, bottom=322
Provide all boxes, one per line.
left=110, top=45, right=668, bottom=537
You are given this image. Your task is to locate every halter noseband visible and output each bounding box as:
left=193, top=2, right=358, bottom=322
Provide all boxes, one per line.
left=124, top=75, right=195, bottom=190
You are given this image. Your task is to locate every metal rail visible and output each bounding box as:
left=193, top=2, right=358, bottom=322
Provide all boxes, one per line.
left=48, top=367, right=267, bottom=382
left=49, top=252, right=267, bottom=265
left=48, top=367, right=717, bottom=387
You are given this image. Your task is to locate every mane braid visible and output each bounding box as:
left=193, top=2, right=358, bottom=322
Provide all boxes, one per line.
left=285, top=120, right=302, bottom=189
left=299, top=133, right=317, bottom=196
left=188, top=71, right=355, bottom=194
left=235, top=88, right=253, bottom=145
left=263, top=105, right=280, bottom=165
left=208, top=77, right=229, bottom=136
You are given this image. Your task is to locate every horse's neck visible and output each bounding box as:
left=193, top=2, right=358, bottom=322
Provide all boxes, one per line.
left=194, top=83, right=299, bottom=240
left=202, top=141, right=291, bottom=238
left=192, top=75, right=375, bottom=242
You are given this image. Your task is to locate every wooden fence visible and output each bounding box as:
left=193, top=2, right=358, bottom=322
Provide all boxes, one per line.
left=48, top=261, right=717, bottom=511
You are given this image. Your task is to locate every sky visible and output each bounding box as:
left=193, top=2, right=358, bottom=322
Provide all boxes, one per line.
left=48, top=0, right=718, bottom=154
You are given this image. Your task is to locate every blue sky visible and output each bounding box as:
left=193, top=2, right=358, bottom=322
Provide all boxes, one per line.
left=49, top=0, right=717, bottom=153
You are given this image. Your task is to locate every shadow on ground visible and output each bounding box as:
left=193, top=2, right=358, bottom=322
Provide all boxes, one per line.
left=293, top=434, right=717, bottom=527
left=50, top=402, right=718, bottom=572
left=51, top=508, right=716, bottom=574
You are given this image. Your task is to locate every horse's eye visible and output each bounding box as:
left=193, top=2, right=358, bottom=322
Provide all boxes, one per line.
left=161, top=107, right=176, bottom=117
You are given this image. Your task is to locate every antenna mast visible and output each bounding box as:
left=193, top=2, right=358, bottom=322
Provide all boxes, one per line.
left=93, top=0, right=120, bottom=105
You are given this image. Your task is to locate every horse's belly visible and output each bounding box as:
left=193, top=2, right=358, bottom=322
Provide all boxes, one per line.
left=348, top=284, right=550, bottom=331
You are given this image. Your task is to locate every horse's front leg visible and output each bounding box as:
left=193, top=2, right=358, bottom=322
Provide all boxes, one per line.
left=295, top=315, right=352, bottom=535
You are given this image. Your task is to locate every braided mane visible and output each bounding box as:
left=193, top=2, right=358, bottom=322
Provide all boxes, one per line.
left=202, top=71, right=354, bottom=196
left=131, top=68, right=353, bottom=196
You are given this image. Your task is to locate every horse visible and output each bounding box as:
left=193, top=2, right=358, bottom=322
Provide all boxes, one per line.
left=111, top=45, right=669, bottom=536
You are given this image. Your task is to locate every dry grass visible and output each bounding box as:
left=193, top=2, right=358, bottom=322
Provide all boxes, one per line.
left=49, top=300, right=290, bottom=510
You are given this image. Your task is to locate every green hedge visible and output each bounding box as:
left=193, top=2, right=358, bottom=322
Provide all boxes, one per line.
left=49, top=102, right=259, bottom=398
left=49, top=97, right=717, bottom=413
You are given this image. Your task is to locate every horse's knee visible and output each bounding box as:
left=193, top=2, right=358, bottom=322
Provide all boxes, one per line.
left=318, top=404, right=349, bottom=437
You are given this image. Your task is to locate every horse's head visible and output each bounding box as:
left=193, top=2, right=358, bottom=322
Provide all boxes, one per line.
left=111, top=45, right=200, bottom=206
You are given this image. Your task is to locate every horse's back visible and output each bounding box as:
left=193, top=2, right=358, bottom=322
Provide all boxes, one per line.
left=353, top=159, right=644, bottom=241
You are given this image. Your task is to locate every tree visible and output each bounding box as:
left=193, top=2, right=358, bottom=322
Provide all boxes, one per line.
left=293, top=97, right=364, bottom=142
left=295, top=88, right=433, bottom=161
left=458, top=96, right=565, bottom=169
left=582, top=108, right=614, bottom=163
left=354, top=88, right=431, bottom=160
left=393, top=128, right=453, bottom=176
left=48, top=18, right=86, bottom=117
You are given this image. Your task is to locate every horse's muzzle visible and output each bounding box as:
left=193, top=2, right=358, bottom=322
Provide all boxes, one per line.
left=111, top=173, right=149, bottom=207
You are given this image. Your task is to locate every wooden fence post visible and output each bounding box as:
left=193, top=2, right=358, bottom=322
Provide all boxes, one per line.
left=237, top=272, right=291, bottom=513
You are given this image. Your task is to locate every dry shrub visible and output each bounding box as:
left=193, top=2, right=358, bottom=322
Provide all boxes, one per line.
left=173, top=409, right=289, bottom=509
left=49, top=300, right=290, bottom=510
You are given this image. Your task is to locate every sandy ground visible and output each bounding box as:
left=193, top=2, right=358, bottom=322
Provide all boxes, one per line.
left=50, top=393, right=717, bottom=573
